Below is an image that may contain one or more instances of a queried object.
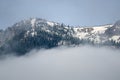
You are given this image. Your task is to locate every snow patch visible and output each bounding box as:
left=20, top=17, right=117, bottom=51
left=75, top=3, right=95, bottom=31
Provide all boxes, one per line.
left=92, top=27, right=107, bottom=34
left=31, top=31, right=37, bottom=37
left=31, top=18, right=36, bottom=27
left=91, top=25, right=112, bottom=34
left=73, top=25, right=113, bottom=43
left=109, top=35, right=120, bottom=43
left=47, top=21, right=54, bottom=26
left=75, top=32, right=88, bottom=39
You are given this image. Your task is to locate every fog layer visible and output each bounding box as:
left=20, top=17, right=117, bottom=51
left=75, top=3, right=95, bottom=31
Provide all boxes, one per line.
left=0, top=46, right=120, bottom=80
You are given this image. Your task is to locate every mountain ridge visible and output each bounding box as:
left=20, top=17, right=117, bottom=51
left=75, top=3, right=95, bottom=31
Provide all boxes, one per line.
left=0, top=18, right=120, bottom=56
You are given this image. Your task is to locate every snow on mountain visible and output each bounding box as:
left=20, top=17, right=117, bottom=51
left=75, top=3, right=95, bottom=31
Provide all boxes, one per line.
left=109, top=35, right=120, bottom=43
left=0, top=18, right=119, bottom=45
left=31, top=18, right=36, bottom=27
left=73, top=24, right=113, bottom=43
left=91, top=25, right=112, bottom=34
left=0, top=18, right=120, bottom=55
left=47, top=21, right=54, bottom=26
left=23, top=18, right=62, bottom=37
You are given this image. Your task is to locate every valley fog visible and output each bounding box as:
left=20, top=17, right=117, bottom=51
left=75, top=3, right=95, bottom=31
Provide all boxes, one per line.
left=0, top=46, right=120, bottom=80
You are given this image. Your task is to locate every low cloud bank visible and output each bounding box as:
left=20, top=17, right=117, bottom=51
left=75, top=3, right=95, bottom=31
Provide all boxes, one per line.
left=0, top=46, right=120, bottom=80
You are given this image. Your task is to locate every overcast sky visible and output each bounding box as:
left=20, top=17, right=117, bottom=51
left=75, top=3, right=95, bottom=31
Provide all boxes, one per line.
left=0, top=0, right=120, bottom=29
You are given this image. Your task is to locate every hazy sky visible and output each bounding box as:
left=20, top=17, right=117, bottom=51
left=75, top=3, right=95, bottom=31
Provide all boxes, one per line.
left=0, top=0, right=120, bottom=29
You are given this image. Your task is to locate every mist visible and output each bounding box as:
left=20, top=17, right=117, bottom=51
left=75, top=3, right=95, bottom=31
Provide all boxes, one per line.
left=0, top=46, right=120, bottom=80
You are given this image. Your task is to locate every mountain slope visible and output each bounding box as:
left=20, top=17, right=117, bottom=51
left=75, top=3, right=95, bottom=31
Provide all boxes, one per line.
left=73, top=25, right=113, bottom=43
left=0, top=18, right=120, bottom=56
left=0, top=18, right=79, bottom=55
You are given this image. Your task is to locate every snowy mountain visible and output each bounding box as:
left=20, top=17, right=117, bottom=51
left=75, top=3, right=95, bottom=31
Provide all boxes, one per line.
left=73, top=25, right=113, bottom=43
left=0, top=18, right=120, bottom=56
left=73, top=23, right=120, bottom=47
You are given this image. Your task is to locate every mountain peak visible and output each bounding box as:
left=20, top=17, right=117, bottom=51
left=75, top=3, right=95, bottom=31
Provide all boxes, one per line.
left=29, top=18, right=59, bottom=27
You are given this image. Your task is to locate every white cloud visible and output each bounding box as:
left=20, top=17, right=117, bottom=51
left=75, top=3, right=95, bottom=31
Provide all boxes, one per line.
left=0, top=46, right=120, bottom=80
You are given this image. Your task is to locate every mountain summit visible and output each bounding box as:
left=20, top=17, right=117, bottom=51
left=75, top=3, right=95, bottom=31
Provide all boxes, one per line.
left=0, top=18, right=120, bottom=56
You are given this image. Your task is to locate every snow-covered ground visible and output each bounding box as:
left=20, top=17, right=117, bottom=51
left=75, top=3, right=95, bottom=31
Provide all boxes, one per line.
left=73, top=24, right=113, bottom=43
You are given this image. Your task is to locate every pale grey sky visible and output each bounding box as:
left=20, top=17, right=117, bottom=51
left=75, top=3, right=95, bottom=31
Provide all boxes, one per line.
left=0, top=0, right=120, bottom=29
